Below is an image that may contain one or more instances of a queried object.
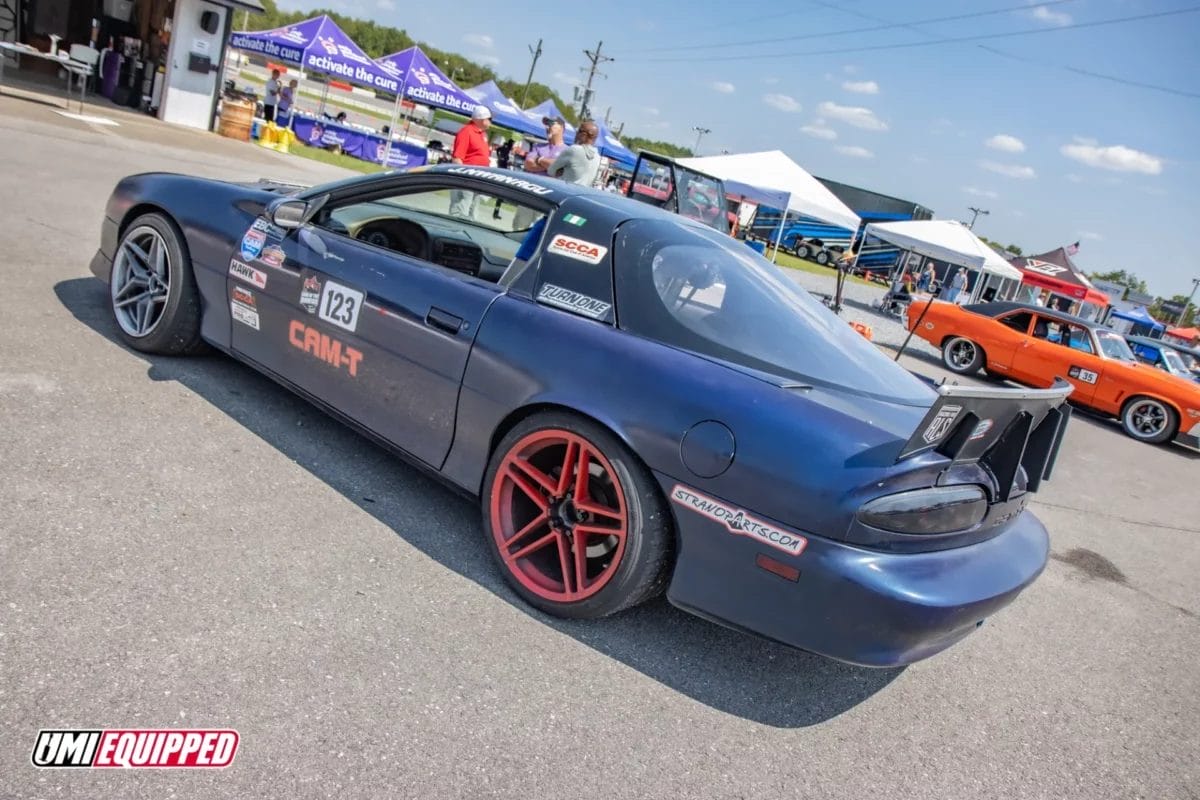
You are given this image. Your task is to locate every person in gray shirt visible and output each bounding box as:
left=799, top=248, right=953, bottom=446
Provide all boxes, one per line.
left=549, top=120, right=602, bottom=187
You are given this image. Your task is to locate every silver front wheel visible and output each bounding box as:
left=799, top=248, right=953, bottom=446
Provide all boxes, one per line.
left=111, top=225, right=171, bottom=338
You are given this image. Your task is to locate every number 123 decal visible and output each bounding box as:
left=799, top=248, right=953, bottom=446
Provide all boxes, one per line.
left=318, top=279, right=364, bottom=333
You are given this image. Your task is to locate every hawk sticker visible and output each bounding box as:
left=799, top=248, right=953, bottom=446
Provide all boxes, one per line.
left=921, top=403, right=963, bottom=445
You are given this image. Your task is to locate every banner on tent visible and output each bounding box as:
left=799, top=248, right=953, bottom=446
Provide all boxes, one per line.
left=291, top=116, right=428, bottom=168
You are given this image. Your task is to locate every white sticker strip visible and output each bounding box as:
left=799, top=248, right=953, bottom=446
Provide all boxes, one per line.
left=670, top=484, right=807, bottom=556
left=536, top=283, right=611, bottom=320
left=547, top=234, right=608, bottom=265
left=229, top=259, right=268, bottom=289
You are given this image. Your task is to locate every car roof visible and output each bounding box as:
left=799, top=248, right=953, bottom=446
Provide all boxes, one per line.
left=964, top=301, right=1102, bottom=331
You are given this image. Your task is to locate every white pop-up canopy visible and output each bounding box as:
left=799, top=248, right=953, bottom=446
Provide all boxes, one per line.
left=677, top=150, right=862, bottom=232
left=865, top=219, right=1022, bottom=280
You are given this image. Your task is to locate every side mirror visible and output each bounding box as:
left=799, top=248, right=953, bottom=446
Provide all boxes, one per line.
left=269, top=199, right=308, bottom=230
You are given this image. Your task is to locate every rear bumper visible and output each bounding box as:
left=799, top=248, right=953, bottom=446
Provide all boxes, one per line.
left=663, top=477, right=1050, bottom=667
left=1175, top=422, right=1200, bottom=450
left=90, top=216, right=119, bottom=283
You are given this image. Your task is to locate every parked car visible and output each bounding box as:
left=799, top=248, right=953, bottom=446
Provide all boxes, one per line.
left=91, top=166, right=1072, bottom=666
left=1125, top=335, right=1200, bottom=383
left=906, top=300, right=1200, bottom=447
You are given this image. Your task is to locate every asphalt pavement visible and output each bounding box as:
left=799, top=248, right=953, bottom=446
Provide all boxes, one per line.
left=0, top=91, right=1197, bottom=800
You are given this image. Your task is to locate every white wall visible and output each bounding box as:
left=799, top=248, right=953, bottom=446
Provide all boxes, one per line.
left=160, top=0, right=226, bottom=130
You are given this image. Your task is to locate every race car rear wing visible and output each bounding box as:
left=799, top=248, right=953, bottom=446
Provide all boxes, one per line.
left=898, top=379, right=1073, bottom=501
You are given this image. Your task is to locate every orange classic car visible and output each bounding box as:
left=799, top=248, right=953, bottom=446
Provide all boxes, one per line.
left=905, top=300, right=1200, bottom=447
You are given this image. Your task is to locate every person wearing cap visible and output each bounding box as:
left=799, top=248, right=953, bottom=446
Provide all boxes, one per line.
left=548, top=120, right=601, bottom=187
left=449, top=105, right=493, bottom=217
left=524, top=115, right=567, bottom=174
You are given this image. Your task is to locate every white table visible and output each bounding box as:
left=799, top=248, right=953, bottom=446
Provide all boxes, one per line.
left=0, top=42, right=94, bottom=113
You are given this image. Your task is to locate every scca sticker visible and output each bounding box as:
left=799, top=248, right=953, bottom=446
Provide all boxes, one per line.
left=229, top=259, right=267, bottom=289
left=547, top=234, right=607, bottom=265
left=670, top=485, right=806, bottom=556
left=536, top=283, right=611, bottom=320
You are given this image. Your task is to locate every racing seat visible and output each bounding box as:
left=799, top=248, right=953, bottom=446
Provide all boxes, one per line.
left=498, top=214, right=547, bottom=286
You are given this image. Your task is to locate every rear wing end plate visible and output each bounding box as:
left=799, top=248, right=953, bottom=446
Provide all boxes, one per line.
left=898, top=379, right=1073, bottom=501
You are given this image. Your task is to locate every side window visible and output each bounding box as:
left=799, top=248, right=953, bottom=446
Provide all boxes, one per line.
left=1062, top=324, right=1094, bottom=354
left=1000, top=311, right=1033, bottom=333
left=312, top=184, right=546, bottom=281
left=1130, top=342, right=1156, bottom=364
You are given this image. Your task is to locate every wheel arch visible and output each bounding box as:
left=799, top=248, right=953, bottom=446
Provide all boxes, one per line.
left=118, top=203, right=173, bottom=239
left=1121, top=392, right=1183, bottom=425
left=939, top=333, right=989, bottom=364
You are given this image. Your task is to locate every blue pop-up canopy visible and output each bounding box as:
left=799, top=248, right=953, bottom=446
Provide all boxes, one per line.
left=1111, top=305, right=1165, bottom=332
left=375, top=46, right=479, bottom=116
left=464, top=81, right=544, bottom=137
left=527, top=99, right=577, bottom=141
left=229, top=15, right=401, bottom=95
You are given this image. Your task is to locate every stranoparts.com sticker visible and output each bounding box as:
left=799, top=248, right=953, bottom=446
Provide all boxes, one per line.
left=670, top=484, right=806, bottom=556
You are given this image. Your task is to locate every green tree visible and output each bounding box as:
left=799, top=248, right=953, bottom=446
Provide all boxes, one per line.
left=1089, top=270, right=1148, bottom=294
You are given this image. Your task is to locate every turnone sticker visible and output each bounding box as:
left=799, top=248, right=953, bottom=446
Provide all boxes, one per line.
left=670, top=485, right=807, bottom=556
left=536, top=283, right=612, bottom=320
left=547, top=234, right=608, bottom=264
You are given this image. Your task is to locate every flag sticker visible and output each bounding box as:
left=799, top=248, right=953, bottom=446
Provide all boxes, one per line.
left=562, top=213, right=587, bottom=227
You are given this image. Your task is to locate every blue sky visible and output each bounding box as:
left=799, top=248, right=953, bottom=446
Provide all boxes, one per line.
left=278, top=0, right=1200, bottom=297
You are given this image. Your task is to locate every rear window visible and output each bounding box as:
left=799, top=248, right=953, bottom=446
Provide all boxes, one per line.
left=613, top=219, right=935, bottom=405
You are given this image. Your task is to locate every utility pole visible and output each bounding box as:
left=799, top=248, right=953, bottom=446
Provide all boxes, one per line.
left=1180, top=277, right=1200, bottom=326
left=603, top=106, right=612, bottom=127
left=578, top=41, right=613, bottom=120
left=967, top=206, right=990, bottom=230
left=520, top=39, right=542, bottom=108
left=692, top=126, right=711, bottom=155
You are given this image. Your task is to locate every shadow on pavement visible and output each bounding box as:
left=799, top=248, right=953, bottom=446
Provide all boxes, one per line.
left=56, top=276, right=904, bottom=728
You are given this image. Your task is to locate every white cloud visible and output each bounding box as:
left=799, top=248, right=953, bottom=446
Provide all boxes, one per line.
left=641, top=106, right=660, bottom=116
left=1030, top=5, right=1072, bottom=25
left=842, top=80, right=879, bottom=95
left=473, top=54, right=500, bottom=67
left=763, top=93, right=801, bottom=112
left=711, top=81, right=735, bottom=94
left=376, top=0, right=394, bottom=8
left=836, top=145, right=874, bottom=159
left=462, top=33, right=494, bottom=48
left=1079, top=231, right=1103, bottom=241
left=763, top=76, right=780, bottom=85
left=801, top=121, right=838, bottom=140
left=843, top=64, right=858, bottom=74
left=985, top=134, right=1026, bottom=153
left=980, top=160, right=1037, bottom=179
left=817, top=101, right=887, bottom=131
left=1060, top=140, right=1164, bottom=175
left=553, top=71, right=581, bottom=87
left=964, top=186, right=999, bottom=199
left=644, top=121, right=671, bottom=130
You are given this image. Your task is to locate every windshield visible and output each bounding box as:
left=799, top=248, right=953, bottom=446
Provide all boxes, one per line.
left=1162, top=349, right=1189, bottom=374
left=1097, top=330, right=1136, bottom=361
left=613, top=218, right=935, bottom=405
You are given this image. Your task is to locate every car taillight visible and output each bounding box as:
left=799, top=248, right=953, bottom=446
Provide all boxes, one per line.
left=857, top=486, right=988, bottom=535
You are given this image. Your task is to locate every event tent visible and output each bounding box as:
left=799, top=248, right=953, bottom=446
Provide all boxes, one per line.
left=863, top=219, right=1022, bottom=280
left=374, top=46, right=479, bottom=117
left=676, top=150, right=862, bottom=233
left=229, top=15, right=401, bottom=96
left=594, top=119, right=637, bottom=168
left=464, top=81, right=544, bottom=137
left=1010, top=247, right=1109, bottom=306
left=1110, top=305, right=1165, bottom=332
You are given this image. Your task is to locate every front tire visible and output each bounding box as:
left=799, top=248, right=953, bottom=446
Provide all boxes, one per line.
left=1120, top=396, right=1178, bottom=444
left=794, top=243, right=810, bottom=260
left=109, top=212, right=205, bottom=355
left=942, top=336, right=984, bottom=375
left=481, top=412, right=673, bottom=619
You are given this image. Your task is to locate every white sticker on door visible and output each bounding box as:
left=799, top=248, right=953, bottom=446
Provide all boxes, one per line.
left=317, top=279, right=364, bottom=333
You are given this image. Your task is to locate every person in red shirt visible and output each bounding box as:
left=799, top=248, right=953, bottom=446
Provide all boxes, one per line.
left=449, top=105, right=493, bottom=218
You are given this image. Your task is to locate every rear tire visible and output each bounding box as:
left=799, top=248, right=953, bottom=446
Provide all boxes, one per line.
left=1120, top=396, right=1177, bottom=444
left=815, top=250, right=830, bottom=266
left=794, top=243, right=810, bottom=260
left=109, top=212, right=205, bottom=355
left=481, top=411, right=673, bottom=619
left=942, top=336, right=984, bottom=375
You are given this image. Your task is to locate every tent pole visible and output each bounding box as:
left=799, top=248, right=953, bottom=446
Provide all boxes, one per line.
left=319, top=80, right=328, bottom=116
left=770, top=200, right=787, bottom=264
left=382, top=73, right=410, bottom=168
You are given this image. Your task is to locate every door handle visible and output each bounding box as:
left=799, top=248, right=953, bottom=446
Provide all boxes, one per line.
left=425, top=307, right=463, bottom=335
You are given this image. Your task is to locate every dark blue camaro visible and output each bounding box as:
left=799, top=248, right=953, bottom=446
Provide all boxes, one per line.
left=90, top=165, right=1071, bottom=666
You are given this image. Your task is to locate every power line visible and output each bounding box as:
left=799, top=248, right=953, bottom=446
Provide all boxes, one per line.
left=978, top=44, right=1200, bottom=100
left=578, top=41, right=613, bottom=120
left=520, top=39, right=542, bottom=108
left=626, top=6, right=1200, bottom=64
left=613, top=0, right=1080, bottom=55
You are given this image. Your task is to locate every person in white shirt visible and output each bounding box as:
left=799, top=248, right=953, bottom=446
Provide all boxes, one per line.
left=548, top=120, right=601, bottom=187
left=264, top=69, right=281, bottom=123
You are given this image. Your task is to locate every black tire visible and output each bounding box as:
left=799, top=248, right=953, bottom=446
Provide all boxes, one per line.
left=815, top=250, right=830, bottom=265
left=109, top=212, right=205, bottom=355
left=481, top=411, right=673, bottom=619
left=942, top=336, right=984, bottom=375
left=1120, top=396, right=1178, bottom=444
